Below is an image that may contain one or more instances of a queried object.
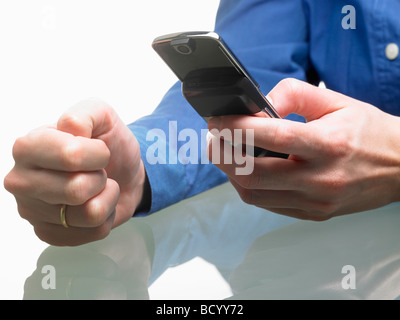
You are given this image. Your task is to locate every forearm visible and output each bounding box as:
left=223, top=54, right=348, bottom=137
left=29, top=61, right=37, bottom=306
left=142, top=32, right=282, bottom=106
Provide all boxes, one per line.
left=129, top=82, right=228, bottom=215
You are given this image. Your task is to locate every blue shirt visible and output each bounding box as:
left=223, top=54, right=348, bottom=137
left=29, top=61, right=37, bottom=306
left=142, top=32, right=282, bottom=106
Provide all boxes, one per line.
left=128, top=0, right=400, bottom=214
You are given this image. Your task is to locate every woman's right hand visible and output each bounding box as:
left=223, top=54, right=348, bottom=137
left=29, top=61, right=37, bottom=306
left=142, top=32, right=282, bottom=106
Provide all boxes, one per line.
left=4, top=99, right=147, bottom=246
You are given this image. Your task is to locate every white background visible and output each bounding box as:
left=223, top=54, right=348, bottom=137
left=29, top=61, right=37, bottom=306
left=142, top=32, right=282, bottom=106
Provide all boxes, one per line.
left=0, top=0, right=224, bottom=300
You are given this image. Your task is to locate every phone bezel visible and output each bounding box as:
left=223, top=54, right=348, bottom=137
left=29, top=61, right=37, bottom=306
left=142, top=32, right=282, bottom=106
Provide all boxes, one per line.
left=152, top=31, right=260, bottom=89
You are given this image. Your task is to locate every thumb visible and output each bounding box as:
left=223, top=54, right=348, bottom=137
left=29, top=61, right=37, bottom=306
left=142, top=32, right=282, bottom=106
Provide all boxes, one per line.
left=268, top=78, right=346, bottom=121
left=57, top=99, right=116, bottom=139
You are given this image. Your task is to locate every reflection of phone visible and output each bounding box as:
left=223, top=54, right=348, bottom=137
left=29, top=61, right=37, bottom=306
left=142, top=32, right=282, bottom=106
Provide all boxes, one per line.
left=152, top=31, right=287, bottom=158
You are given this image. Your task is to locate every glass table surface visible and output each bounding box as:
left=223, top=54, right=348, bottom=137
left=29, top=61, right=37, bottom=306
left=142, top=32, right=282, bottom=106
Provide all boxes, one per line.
left=11, top=182, right=400, bottom=300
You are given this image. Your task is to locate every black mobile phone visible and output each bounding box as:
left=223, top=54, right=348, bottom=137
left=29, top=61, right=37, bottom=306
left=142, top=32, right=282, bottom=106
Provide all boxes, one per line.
left=152, top=31, right=287, bottom=158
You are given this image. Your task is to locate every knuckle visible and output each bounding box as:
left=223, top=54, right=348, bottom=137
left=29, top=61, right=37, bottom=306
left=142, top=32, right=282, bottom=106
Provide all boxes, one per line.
left=33, top=227, right=51, bottom=245
left=237, top=187, right=254, bottom=205
left=279, top=78, right=304, bottom=101
left=84, top=201, right=111, bottom=228
left=65, top=174, right=89, bottom=205
left=60, top=142, right=84, bottom=171
left=321, top=128, right=352, bottom=157
left=309, top=202, right=339, bottom=221
left=93, top=221, right=113, bottom=241
left=17, top=204, right=34, bottom=222
left=306, top=213, right=332, bottom=222
left=12, top=136, right=29, bottom=162
left=270, top=122, right=296, bottom=150
left=4, top=169, right=28, bottom=195
left=235, top=175, right=251, bottom=189
left=57, top=113, right=84, bottom=133
left=3, top=171, right=17, bottom=194
left=33, top=225, right=62, bottom=246
left=324, top=170, right=349, bottom=198
left=235, top=172, right=260, bottom=189
left=279, top=78, right=299, bottom=90
left=311, top=168, right=349, bottom=199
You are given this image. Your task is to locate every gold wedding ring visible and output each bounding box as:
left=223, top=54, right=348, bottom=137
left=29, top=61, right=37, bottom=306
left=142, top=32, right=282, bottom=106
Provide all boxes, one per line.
left=60, top=204, right=69, bottom=228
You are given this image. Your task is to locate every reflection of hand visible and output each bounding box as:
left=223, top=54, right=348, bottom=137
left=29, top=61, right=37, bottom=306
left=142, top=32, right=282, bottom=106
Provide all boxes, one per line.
left=24, top=219, right=154, bottom=300
left=208, top=78, right=400, bottom=220
left=229, top=204, right=400, bottom=299
left=4, top=100, right=147, bottom=246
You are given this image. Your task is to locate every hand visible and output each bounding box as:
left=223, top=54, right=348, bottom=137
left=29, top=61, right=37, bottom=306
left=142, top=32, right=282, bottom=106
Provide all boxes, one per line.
left=4, top=100, right=146, bottom=246
left=207, top=78, right=400, bottom=221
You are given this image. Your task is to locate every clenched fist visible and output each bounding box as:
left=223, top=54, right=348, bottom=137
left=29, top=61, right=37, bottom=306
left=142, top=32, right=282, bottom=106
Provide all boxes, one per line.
left=4, top=100, right=147, bottom=246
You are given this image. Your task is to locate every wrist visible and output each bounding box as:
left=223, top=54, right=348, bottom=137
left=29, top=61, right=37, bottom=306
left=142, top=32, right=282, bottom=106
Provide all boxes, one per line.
left=133, top=160, right=152, bottom=215
left=386, top=114, right=400, bottom=203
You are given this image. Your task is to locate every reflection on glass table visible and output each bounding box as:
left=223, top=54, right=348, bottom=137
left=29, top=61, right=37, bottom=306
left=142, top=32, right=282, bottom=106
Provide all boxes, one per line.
left=23, top=183, right=400, bottom=300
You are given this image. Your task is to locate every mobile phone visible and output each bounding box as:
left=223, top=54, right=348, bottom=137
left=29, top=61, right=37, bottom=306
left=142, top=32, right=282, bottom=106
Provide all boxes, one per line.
left=152, top=31, right=287, bottom=158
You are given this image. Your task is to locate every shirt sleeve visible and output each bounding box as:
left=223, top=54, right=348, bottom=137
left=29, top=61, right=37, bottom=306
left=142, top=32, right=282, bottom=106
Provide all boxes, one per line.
left=129, top=0, right=311, bottom=215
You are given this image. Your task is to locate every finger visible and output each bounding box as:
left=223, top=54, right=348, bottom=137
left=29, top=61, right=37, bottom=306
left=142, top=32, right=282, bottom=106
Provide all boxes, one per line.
left=208, top=115, right=319, bottom=158
left=207, top=132, right=308, bottom=190
left=229, top=179, right=333, bottom=221
left=267, top=78, right=347, bottom=121
left=57, top=99, right=117, bottom=139
left=17, top=179, right=119, bottom=228
left=10, top=167, right=108, bottom=205
left=13, top=128, right=110, bottom=172
left=229, top=178, right=302, bottom=208
left=33, top=212, right=116, bottom=247
left=64, top=178, right=120, bottom=228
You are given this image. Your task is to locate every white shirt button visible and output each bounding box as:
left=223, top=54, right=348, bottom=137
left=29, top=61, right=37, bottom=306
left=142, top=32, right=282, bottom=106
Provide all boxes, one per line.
left=385, top=43, right=399, bottom=61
